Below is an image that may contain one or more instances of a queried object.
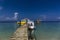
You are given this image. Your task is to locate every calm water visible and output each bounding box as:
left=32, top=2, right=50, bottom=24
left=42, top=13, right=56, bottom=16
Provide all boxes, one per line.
left=0, top=22, right=17, bottom=40
left=0, top=22, right=60, bottom=40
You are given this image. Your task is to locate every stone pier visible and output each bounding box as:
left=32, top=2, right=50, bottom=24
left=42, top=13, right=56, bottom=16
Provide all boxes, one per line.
left=10, top=24, right=28, bottom=40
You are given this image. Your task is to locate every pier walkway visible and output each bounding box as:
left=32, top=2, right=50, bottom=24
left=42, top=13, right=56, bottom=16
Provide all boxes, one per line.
left=10, top=24, right=28, bottom=40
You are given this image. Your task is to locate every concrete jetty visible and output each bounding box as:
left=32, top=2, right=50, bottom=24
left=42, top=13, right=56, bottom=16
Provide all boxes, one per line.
left=10, top=24, right=28, bottom=40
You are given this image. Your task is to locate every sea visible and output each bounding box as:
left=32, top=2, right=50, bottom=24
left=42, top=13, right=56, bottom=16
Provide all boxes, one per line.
left=0, top=21, right=60, bottom=40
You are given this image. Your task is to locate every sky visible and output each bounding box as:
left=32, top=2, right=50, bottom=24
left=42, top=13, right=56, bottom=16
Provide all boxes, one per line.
left=0, top=0, right=60, bottom=21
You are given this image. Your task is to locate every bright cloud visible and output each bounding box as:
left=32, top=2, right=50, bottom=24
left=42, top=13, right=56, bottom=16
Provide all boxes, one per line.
left=14, top=12, right=18, bottom=19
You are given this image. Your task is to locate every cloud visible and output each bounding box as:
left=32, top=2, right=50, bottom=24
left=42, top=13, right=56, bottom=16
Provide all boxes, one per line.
left=39, top=15, right=47, bottom=21
left=4, top=16, right=18, bottom=21
left=14, top=12, right=18, bottom=19
left=0, top=6, right=3, bottom=10
left=40, top=15, right=47, bottom=18
left=0, top=12, right=19, bottom=21
left=0, top=15, right=17, bottom=21
left=5, top=17, right=12, bottom=20
left=57, top=17, right=60, bottom=19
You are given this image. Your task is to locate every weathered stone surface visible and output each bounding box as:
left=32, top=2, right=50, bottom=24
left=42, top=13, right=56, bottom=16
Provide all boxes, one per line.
left=10, top=24, right=28, bottom=40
